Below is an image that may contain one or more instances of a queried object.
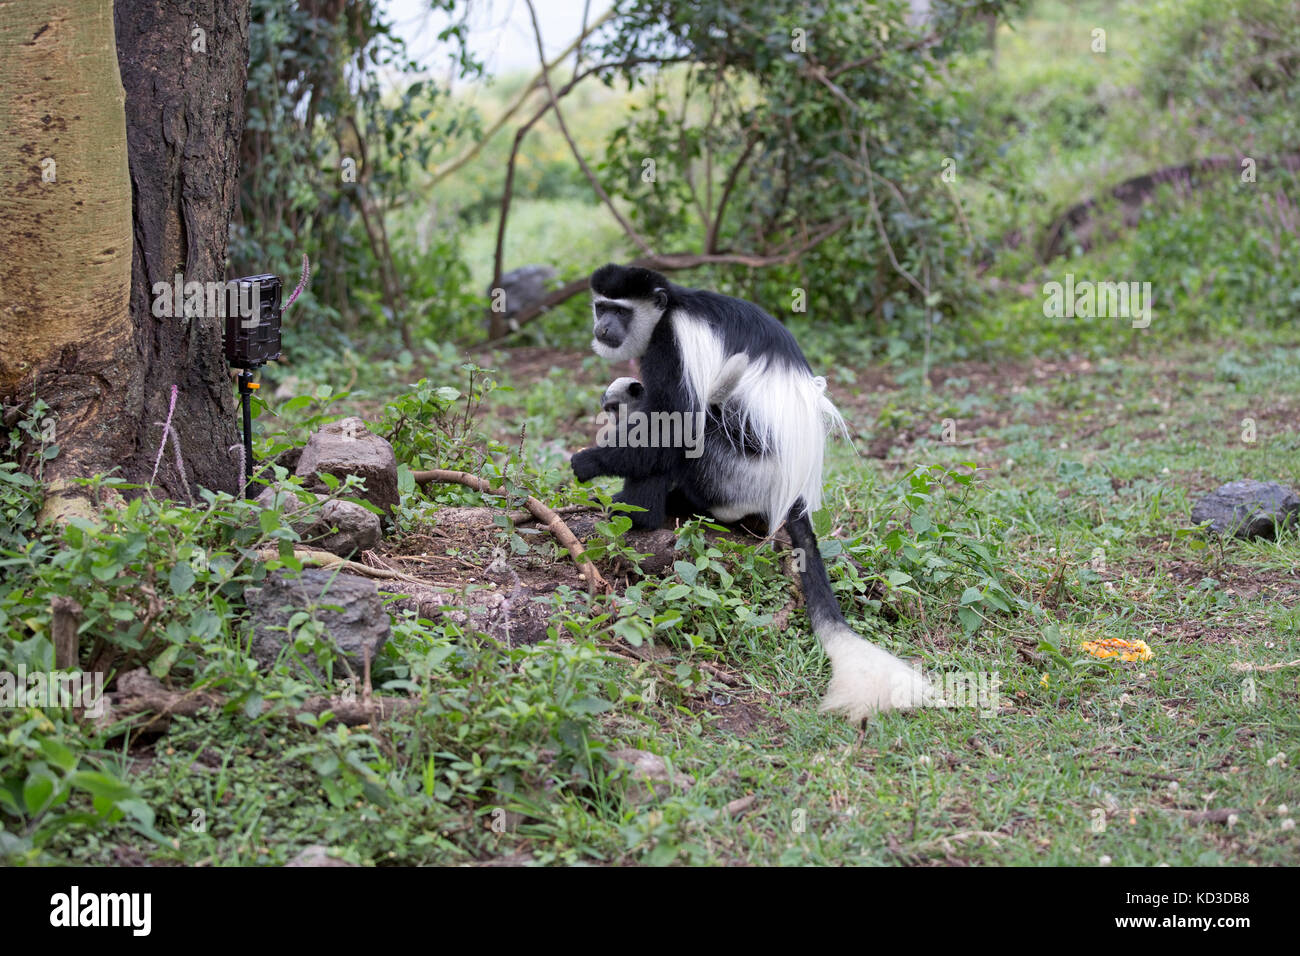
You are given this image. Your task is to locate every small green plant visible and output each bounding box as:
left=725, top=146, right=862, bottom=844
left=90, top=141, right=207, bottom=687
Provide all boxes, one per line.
left=869, top=464, right=1020, bottom=635
left=0, top=712, right=164, bottom=863
left=574, top=485, right=653, bottom=574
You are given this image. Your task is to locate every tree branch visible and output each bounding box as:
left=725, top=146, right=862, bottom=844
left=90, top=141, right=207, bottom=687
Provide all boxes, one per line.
left=523, top=0, right=652, bottom=256
left=413, top=468, right=610, bottom=596
left=97, top=668, right=418, bottom=733
left=429, top=6, right=617, bottom=185
left=707, top=128, right=761, bottom=253
left=474, top=218, right=851, bottom=346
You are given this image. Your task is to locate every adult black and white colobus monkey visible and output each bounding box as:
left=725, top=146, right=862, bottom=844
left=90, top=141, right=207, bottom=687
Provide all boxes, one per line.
left=571, top=264, right=931, bottom=720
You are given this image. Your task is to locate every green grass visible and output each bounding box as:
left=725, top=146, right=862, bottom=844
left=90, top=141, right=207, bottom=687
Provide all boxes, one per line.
left=7, top=0, right=1300, bottom=867
left=18, top=336, right=1294, bottom=867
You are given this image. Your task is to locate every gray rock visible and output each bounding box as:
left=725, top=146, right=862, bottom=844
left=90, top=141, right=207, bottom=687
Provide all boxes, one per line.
left=271, top=375, right=307, bottom=402
left=296, top=417, right=399, bottom=515
left=245, top=569, right=390, bottom=681
left=254, top=486, right=381, bottom=557
left=1190, top=480, right=1300, bottom=539
left=608, top=747, right=694, bottom=803
left=285, top=845, right=358, bottom=867
left=386, top=581, right=555, bottom=648
left=488, top=264, right=557, bottom=322
left=313, top=500, right=381, bottom=556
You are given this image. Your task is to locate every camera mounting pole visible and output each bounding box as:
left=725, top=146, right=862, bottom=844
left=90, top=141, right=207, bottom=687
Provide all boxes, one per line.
left=225, top=274, right=284, bottom=500
left=237, top=369, right=259, bottom=496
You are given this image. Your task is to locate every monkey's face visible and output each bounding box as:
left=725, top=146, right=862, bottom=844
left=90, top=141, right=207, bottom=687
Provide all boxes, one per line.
left=601, top=377, right=644, bottom=413
left=590, top=292, right=667, bottom=362
left=592, top=300, right=634, bottom=351
left=589, top=264, right=670, bottom=362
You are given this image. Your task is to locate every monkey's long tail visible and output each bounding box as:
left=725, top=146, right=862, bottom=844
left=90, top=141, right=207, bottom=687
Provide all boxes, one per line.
left=785, top=502, right=933, bottom=721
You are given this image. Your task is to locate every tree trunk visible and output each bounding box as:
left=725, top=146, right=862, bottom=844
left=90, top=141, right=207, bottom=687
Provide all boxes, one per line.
left=0, top=1, right=136, bottom=506
left=0, top=0, right=252, bottom=507
left=114, top=0, right=251, bottom=499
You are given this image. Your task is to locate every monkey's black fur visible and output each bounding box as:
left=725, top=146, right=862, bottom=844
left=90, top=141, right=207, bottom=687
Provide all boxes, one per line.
left=583, top=375, right=739, bottom=530
left=589, top=265, right=812, bottom=374
left=573, top=265, right=808, bottom=529
left=575, top=265, right=930, bottom=718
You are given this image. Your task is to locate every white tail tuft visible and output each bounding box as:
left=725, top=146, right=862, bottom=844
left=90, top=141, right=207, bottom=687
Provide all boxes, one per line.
left=817, top=624, right=934, bottom=721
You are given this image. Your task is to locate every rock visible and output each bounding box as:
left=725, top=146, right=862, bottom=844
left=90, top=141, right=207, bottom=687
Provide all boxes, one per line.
left=488, top=264, right=557, bottom=325
left=271, top=375, right=307, bottom=402
left=476, top=852, right=536, bottom=867
left=274, top=445, right=303, bottom=473
left=1190, top=480, right=1300, bottom=539
left=285, top=845, right=357, bottom=867
left=314, top=500, right=382, bottom=556
left=386, top=577, right=557, bottom=647
left=296, top=417, right=399, bottom=515
left=245, top=569, right=390, bottom=681
left=432, top=506, right=499, bottom=529
left=254, top=486, right=381, bottom=557
left=608, top=747, right=694, bottom=802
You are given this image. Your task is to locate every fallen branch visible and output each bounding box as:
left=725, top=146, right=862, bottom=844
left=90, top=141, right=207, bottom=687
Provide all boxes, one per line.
left=1086, top=764, right=1180, bottom=783
left=473, top=221, right=851, bottom=348
left=604, top=638, right=743, bottom=688
left=254, top=546, right=427, bottom=586
left=508, top=503, right=591, bottom=524
left=697, top=660, right=743, bottom=687
left=725, top=794, right=758, bottom=818
left=51, top=596, right=82, bottom=670
left=909, top=829, right=1006, bottom=854
left=414, top=468, right=609, bottom=595
left=96, top=668, right=419, bottom=733
left=1230, top=658, right=1300, bottom=673
left=1177, top=808, right=1245, bottom=824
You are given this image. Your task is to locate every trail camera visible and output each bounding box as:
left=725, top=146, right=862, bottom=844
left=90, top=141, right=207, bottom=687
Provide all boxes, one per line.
left=224, top=274, right=283, bottom=369
left=225, top=272, right=288, bottom=499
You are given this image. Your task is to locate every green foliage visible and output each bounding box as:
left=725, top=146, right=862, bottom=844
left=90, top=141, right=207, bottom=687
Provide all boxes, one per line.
left=977, top=172, right=1300, bottom=357
left=1139, top=0, right=1300, bottom=150
left=0, top=475, right=381, bottom=691
left=234, top=0, right=480, bottom=352
left=0, top=379, right=626, bottom=862
left=1, top=398, right=54, bottom=550
left=0, top=713, right=162, bottom=863
left=256, top=382, right=356, bottom=465
left=379, top=368, right=485, bottom=469
left=18, top=0, right=1300, bottom=869
left=593, top=0, right=1018, bottom=349
left=868, top=464, right=1020, bottom=636
left=572, top=486, right=654, bottom=574
left=258, top=623, right=613, bottom=861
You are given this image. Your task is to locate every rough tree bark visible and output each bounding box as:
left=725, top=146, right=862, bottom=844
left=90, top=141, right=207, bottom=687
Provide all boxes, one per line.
left=1, top=1, right=252, bottom=507
left=114, top=0, right=251, bottom=499
left=0, top=1, right=136, bottom=512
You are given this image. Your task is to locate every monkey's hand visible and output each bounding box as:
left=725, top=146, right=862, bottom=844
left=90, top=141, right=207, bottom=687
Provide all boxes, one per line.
left=570, top=448, right=603, bottom=483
